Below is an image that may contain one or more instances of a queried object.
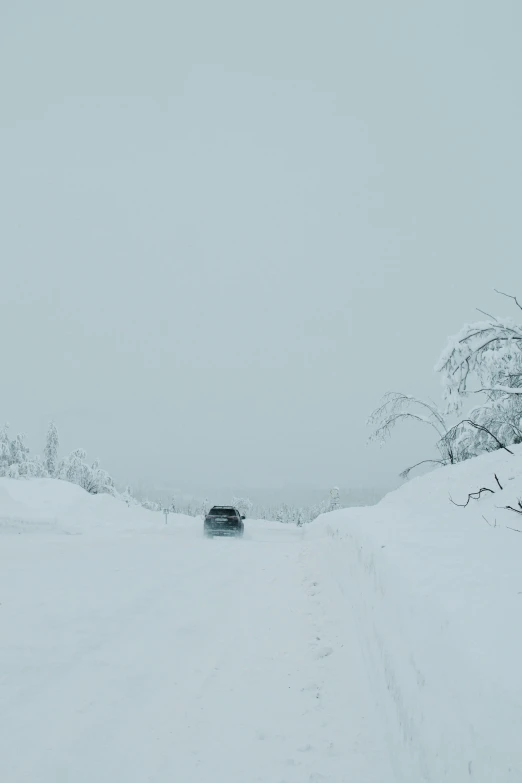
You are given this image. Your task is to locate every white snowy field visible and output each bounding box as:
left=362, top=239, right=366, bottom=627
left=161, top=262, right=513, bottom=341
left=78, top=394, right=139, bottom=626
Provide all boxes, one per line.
left=0, top=479, right=394, bottom=783
left=307, top=446, right=522, bottom=782
left=2, top=455, right=522, bottom=783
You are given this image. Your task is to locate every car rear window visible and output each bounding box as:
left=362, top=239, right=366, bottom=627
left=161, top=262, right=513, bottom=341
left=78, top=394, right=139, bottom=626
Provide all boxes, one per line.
left=209, top=508, right=237, bottom=517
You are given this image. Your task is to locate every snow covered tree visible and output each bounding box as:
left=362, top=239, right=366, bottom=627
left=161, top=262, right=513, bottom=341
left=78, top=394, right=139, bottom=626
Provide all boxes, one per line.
left=10, top=433, right=29, bottom=470
left=0, top=418, right=127, bottom=500
left=56, top=449, right=116, bottom=495
left=311, top=496, right=330, bottom=521
left=120, top=486, right=138, bottom=506
left=0, top=425, right=11, bottom=474
left=6, top=463, right=19, bottom=478
left=44, top=421, right=59, bottom=477
left=368, top=392, right=456, bottom=477
left=231, top=496, right=254, bottom=518
left=57, top=448, right=87, bottom=485
left=436, top=290, right=522, bottom=455
left=329, top=486, right=341, bottom=511
left=0, top=425, right=39, bottom=477
left=369, top=290, right=522, bottom=476
left=436, top=293, right=522, bottom=408
left=20, top=455, right=47, bottom=478
left=85, top=459, right=116, bottom=495
left=194, top=497, right=211, bottom=517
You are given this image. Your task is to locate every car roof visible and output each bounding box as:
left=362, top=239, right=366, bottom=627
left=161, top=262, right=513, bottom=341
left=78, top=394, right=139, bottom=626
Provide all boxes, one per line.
left=210, top=505, right=237, bottom=510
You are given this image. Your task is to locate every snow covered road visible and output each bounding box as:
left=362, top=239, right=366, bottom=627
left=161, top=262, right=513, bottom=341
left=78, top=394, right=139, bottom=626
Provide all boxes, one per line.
left=0, top=520, right=395, bottom=783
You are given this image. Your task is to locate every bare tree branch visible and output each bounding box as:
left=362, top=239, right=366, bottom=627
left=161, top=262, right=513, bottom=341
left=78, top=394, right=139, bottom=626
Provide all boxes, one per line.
left=449, top=487, right=495, bottom=507
left=476, top=308, right=499, bottom=321
left=399, top=459, right=446, bottom=480
left=472, top=386, right=522, bottom=396
left=446, top=334, right=522, bottom=384
left=495, top=473, right=503, bottom=490
left=494, top=289, right=522, bottom=312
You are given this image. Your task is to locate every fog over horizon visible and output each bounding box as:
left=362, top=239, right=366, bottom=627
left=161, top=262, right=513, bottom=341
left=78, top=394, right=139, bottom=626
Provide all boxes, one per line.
left=1, top=2, right=520, bottom=503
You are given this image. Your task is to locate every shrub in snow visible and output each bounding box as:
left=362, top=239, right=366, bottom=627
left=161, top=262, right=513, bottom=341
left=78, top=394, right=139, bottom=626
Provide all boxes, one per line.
left=140, top=499, right=161, bottom=512
left=6, top=463, right=19, bottom=478
left=20, top=456, right=47, bottom=478
left=56, top=449, right=116, bottom=496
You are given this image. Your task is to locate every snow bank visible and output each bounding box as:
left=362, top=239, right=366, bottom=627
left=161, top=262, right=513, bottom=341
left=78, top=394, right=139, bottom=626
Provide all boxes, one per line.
left=307, top=447, right=522, bottom=782
left=0, top=478, right=195, bottom=535
left=0, top=478, right=278, bottom=539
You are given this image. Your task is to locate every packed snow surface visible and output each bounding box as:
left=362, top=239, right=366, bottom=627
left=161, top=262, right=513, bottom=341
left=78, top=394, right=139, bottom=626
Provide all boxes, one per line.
left=0, top=479, right=394, bottom=782
left=1, top=453, right=521, bottom=782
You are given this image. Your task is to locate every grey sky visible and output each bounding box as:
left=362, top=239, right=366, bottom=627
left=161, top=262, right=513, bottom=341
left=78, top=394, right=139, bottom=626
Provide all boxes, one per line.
left=1, top=1, right=520, bottom=497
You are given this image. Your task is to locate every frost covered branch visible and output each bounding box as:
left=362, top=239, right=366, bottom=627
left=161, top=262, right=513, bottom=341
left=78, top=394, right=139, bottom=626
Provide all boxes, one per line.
left=436, top=292, right=522, bottom=415
left=433, top=291, right=522, bottom=457
left=368, top=392, right=448, bottom=444
left=368, top=392, right=459, bottom=478
left=442, top=420, right=514, bottom=456
left=473, top=386, right=522, bottom=395
left=368, top=392, right=456, bottom=477
left=367, top=289, right=522, bottom=488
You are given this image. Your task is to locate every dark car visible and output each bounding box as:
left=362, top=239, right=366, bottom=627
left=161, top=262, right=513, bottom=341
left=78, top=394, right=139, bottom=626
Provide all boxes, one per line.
left=204, top=506, right=245, bottom=538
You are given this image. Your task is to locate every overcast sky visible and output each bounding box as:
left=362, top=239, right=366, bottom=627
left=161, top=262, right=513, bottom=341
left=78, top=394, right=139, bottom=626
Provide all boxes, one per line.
left=1, top=1, right=520, bottom=498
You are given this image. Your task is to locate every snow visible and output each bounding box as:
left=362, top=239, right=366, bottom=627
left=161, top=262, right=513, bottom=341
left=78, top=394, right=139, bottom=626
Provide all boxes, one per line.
left=2, top=455, right=521, bottom=782
left=0, top=478, right=395, bottom=782
left=0, top=477, right=191, bottom=535
left=306, top=445, right=522, bottom=782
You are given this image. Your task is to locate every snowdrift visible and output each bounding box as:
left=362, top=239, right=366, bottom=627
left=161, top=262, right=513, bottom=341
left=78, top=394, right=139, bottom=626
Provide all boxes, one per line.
left=0, top=478, right=194, bottom=535
left=0, top=478, right=274, bottom=538
left=307, top=446, right=522, bottom=783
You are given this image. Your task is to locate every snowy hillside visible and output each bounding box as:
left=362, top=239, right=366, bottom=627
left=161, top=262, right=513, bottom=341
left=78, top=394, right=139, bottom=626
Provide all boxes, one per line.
left=307, top=445, right=522, bottom=782
left=0, top=477, right=191, bottom=534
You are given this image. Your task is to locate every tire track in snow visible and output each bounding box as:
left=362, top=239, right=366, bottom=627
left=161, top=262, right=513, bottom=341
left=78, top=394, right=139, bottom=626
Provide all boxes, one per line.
left=0, top=524, right=397, bottom=783
left=297, top=541, right=399, bottom=782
